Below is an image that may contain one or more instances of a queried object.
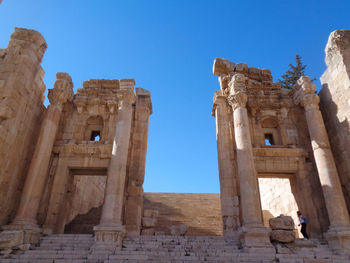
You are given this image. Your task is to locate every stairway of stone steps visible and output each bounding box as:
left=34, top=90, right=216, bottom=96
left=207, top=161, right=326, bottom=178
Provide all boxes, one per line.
left=1, top=234, right=350, bottom=263
left=0, top=234, right=94, bottom=263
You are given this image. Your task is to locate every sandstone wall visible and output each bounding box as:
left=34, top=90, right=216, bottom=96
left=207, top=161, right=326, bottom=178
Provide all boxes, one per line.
left=0, top=28, right=47, bottom=225
left=143, top=193, right=223, bottom=236
left=320, top=30, right=350, bottom=214
left=258, top=177, right=301, bottom=237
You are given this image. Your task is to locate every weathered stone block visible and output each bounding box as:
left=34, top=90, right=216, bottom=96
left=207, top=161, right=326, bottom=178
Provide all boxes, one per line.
left=0, top=230, right=24, bottom=248
left=269, top=215, right=295, bottom=230
left=213, top=58, right=235, bottom=76
left=271, top=229, right=295, bottom=243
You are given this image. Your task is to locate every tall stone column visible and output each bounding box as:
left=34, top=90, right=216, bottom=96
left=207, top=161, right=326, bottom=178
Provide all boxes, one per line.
left=0, top=73, right=73, bottom=247
left=125, top=88, right=152, bottom=234
left=228, top=74, right=272, bottom=251
left=295, top=76, right=350, bottom=251
left=94, top=80, right=135, bottom=246
left=213, top=90, right=239, bottom=236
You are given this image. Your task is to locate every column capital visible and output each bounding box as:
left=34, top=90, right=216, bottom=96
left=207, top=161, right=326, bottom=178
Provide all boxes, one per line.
left=293, top=75, right=318, bottom=108
left=117, top=90, right=136, bottom=110
left=300, top=94, right=320, bottom=111
left=48, top=73, right=74, bottom=107
left=229, top=73, right=247, bottom=94
left=212, top=90, right=228, bottom=117
left=228, top=92, right=248, bottom=110
left=135, top=87, right=152, bottom=114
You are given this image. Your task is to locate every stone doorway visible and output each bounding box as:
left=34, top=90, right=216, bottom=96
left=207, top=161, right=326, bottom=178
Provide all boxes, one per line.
left=63, top=169, right=107, bottom=234
left=258, top=174, right=301, bottom=237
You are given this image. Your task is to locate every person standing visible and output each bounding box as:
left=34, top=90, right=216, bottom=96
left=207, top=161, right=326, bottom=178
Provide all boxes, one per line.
left=297, top=211, right=309, bottom=239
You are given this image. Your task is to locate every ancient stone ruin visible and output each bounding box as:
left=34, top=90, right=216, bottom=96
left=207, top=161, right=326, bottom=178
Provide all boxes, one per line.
left=0, top=27, right=350, bottom=262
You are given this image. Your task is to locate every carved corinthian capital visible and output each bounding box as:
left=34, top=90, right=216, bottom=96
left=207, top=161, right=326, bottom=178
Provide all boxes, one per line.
left=228, top=92, right=248, bottom=110
left=48, top=73, right=74, bottom=107
left=300, top=94, right=320, bottom=111
left=229, top=73, right=246, bottom=94
left=227, top=73, right=248, bottom=110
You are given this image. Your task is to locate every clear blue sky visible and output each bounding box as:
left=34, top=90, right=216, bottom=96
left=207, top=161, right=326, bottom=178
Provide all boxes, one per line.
left=1, top=1, right=350, bottom=193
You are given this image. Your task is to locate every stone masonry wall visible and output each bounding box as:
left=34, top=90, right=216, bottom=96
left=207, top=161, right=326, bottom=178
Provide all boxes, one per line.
left=0, top=28, right=47, bottom=225
left=258, top=177, right=301, bottom=237
left=320, top=30, right=350, bottom=214
left=143, top=193, right=223, bottom=236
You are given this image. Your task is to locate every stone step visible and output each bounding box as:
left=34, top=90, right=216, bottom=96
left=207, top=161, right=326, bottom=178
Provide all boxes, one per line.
left=1, top=234, right=350, bottom=263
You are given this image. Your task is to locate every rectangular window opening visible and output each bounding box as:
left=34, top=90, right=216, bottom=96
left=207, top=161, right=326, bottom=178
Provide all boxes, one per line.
left=264, top=134, right=274, bottom=146
left=90, top=130, right=101, bottom=141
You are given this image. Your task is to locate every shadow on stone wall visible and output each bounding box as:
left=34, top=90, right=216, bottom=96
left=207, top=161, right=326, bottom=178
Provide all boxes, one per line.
left=64, top=206, right=102, bottom=234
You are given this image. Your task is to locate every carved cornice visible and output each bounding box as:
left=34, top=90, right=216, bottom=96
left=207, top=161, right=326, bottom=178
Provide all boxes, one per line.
left=48, top=73, right=74, bottom=107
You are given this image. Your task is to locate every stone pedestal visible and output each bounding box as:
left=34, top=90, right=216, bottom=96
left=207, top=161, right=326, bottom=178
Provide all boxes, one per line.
left=295, top=76, right=350, bottom=252
left=0, top=73, right=73, bottom=249
left=93, top=81, right=135, bottom=246
left=228, top=74, right=273, bottom=252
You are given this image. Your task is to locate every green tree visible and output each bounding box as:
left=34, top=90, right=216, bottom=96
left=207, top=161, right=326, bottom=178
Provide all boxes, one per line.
left=279, top=55, right=309, bottom=89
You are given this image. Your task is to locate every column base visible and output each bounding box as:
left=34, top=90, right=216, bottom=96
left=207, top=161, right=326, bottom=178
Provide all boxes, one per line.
left=0, top=218, right=41, bottom=249
left=325, top=224, right=350, bottom=252
left=93, top=223, right=126, bottom=247
left=239, top=225, right=275, bottom=253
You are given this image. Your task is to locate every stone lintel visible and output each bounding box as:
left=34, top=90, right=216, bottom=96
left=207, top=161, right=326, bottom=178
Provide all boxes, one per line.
left=253, top=147, right=305, bottom=157
left=120, top=78, right=135, bottom=90
left=213, top=58, right=235, bottom=76
left=213, top=58, right=273, bottom=83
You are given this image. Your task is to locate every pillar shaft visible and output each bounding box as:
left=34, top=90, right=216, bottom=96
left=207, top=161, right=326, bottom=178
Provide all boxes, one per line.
left=295, top=76, right=350, bottom=251
left=15, top=104, right=63, bottom=222
left=227, top=74, right=272, bottom=251
left=100, top=99, right=133, bottom=226
left=214, top=94, right=239, bottom=235
left=302, top=95, right=350, bottom=226
left=9, top=73, right=73, bottom=230
left=125, top=89, right=152, bottom=234
left=233, top=105, right=263, bottom=226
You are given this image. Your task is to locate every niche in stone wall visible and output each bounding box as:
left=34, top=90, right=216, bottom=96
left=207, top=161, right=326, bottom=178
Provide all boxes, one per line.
left=260, top=117, right=281, bottom=146
left=84, top=116, right=104, bottom=142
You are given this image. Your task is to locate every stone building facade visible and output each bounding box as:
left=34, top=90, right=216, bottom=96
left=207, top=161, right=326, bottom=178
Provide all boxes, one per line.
left=1, top=27, right=350, bottom=257
left=212, top=50, right=350, bottom=250
left=0, top=28, right=152, bottom=247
